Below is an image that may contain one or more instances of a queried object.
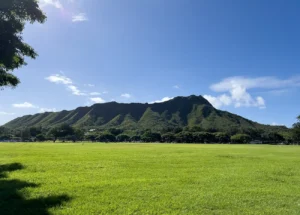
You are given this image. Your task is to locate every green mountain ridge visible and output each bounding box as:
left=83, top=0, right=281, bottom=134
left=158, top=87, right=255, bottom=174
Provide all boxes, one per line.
left=4, top=95, right=286, bottom=133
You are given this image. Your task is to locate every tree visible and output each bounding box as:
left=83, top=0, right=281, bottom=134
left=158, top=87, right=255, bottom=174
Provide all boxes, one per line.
left=29, top=127, right=42, bottom=137
left=214, top=132, right=230, bottom=143
left=85, top=134, right=97, bottom=142
left=21, top=127, right=31, bottom=141
left=161, top=133, right=176, bottom=143
left=230, top=134, right=251, bottom=144
left=49, top=124, right=74, bottom=142
left=193, top=132, right=215, bottom=143
left=36, top=134, right=46, bottom=142
left=116, top=134, right=130, bottom=142
left=108, top=128, right=123, bottom=136
left=141, top=131, right=161, bottom=142
left=0, top=0, right=46, bottom=88
left=96, top=132, right=116, bottom=142
left=130, top=135, right=141, bottom=142
left=175, top=132, right=193, bottom=143
left=262, top=132, right=284, bottom=144
left=74, top=128, right=84, bottom=142
left=292, top=115, right=300, bottom=144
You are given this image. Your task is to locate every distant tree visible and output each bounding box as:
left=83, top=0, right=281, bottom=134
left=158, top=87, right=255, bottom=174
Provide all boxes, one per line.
left=193, top=132, right=215, bottom=143
left=96, top=132, right=116, bottom=142
left=231, top=134, right=251, bottom=144
left=0, top=134, right=12, bottom=141
left=161, top=133, right=176, bottom=143
left=173, top=127, right=183, bottom=134
left=49, top=124, right=74, bottom=142
left=214, top=132, right=230, bottom=143
left=74, top=128, right=84, bottom=142
left=108, top=128, right=123, bottom=136
left=36, top=134, right=46, bottom=142
left=21, top=128, right=31, bottom=141
left=0, top=0, right=46, bottom=88
left=130, top=135, right=141, bottom=142
left=175, top=132, right=193, bottom=143
left=264, top=132, right=284, bottom=144
left=116, top=134, right=130, bottom=142
left=29, top=127, right=42, bottom=137
left=85, top=134, right=97, bottom=142
left=292, top=115, right=300, bottom=144
left=141, top=131, right=161, bottom=142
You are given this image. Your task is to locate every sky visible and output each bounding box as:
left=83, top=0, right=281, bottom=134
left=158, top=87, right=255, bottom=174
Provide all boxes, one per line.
left=1, top=0, right=300, bottom=127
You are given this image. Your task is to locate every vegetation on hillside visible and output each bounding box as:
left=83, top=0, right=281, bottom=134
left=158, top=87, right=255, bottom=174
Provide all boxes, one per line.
left=1, top=96, right=297, bottom=144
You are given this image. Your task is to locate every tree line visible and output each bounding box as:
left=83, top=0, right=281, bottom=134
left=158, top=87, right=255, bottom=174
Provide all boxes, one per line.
left=1, top=115, right=299, bottom=144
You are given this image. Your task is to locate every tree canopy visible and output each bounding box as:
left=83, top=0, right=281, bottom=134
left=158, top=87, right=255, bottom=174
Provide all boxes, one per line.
left=0, top=0, right=46, bottom=88
left=292, top=115, right=300, bottom=143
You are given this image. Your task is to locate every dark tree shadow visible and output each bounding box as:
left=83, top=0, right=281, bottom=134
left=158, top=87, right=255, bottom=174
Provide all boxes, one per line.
left=0, top=163, right=71, bottom=215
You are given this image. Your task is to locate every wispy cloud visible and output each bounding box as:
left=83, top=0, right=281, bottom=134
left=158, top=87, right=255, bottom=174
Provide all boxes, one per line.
left=150, top=97, right=173, bottom=104
left=45, top=74, right=72, bottom=85
left=121, top=93, right=132, bottom=99
left=0, top=111, right=15, bottom=115
left=39, top=108, right=57, bottom=113
left=39, top=0, right=63, bottom=9
left=90, top=92, right=101, bottom=96
left=12, top=102, right=38, bottom=109
left=271, top=122, right=284, bottom=126
left=173, top=85, right=180, bottom=89
left=85, top=84, right=95, bottom=87
left=211, top=76, right=300, bottom=92
left=39, top=1, right=88, bottom=23
left=72, top=13, right=88, bottom=22
left=67, top=85, right=86, bottom=96
left=90, top=97, right=106, bottom=104
left=46, top=74, right=88, bottom=96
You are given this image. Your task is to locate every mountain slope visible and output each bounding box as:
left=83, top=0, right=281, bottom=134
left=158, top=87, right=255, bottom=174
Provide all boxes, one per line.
left=4, top=95, right=285, bottom=132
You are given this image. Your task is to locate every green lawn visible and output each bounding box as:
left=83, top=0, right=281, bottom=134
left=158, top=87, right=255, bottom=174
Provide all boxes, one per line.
left=1, top=143, right=300, bottom=215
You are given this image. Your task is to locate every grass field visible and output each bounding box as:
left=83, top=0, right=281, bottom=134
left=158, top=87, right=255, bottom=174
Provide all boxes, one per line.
left=1, top=143, right=300, bottom=215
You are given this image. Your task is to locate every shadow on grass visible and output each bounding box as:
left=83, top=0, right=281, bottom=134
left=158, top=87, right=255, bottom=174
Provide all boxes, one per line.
left=0, top=163, right=70, bottom=215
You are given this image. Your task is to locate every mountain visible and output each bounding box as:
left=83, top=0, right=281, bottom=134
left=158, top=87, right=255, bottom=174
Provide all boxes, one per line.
left=4, top=95, right=286, bottom=133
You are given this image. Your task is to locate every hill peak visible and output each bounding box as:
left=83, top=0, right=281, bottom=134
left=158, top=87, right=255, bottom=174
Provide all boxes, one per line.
left=4, top=94, right=283, bottom=134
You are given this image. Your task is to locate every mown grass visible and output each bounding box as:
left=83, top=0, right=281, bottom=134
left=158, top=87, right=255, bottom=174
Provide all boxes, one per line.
left=1, top=143, right=300, bottom=214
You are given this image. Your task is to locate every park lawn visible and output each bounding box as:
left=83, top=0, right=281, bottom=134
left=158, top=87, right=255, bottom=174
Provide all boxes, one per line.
left=0, top=143, right=300, bottom=215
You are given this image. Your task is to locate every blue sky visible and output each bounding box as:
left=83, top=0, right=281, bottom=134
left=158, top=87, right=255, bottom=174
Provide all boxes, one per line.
left=1, top=0, right=300, bottom=127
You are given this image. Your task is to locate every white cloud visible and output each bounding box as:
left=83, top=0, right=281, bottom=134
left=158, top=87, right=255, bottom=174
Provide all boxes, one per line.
left=85, top=84, right=95, bottom=87
left=39, top=108, right=57, bottom=113
left=271, top=122, right=284, bottom=126
left=203, top=95, right=228, bottom=109
left=150, top=97, right=173, bottom=104
left=0, top=112, right=15, bottom=115
left=46, top=74, right=89, bottom=96
left=202, top=76, right=300, bottom=109
left=90, top=97, right=106, bottom=104
left=173, top=85, right=180, bottom=89
left=39, top=0, right=63, bottom=9
left=211, top=76, right=300, bottom=92
left=67, top=85, right=86, bottom=96
left=90, top=92, right=101, bottom=96
left=46, top=74, right=72, bottom=85
left=13, top=102, right=38, bottom=109
left=102, top=91, right=108, bottom=94
left=72, top=13, right=88, bottom=22
left=121, top=93, right=132, bottom=99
